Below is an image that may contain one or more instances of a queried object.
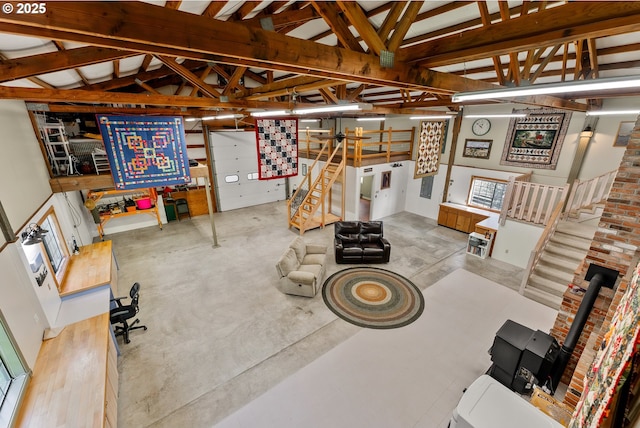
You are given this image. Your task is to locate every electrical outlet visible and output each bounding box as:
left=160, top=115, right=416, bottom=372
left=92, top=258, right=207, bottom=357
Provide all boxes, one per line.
left=33, top=313, right=39, bottom=324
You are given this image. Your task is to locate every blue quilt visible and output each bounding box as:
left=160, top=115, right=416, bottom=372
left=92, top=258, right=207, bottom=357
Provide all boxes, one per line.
left=97, top=115, right=191, bottom=190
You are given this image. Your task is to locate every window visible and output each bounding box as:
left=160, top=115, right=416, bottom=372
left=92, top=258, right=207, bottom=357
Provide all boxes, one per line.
left=468, top=176, right=508, bottom=211
left=0, top=315, right=27, bottom=427
left=21, top=208, right=69, bottom=291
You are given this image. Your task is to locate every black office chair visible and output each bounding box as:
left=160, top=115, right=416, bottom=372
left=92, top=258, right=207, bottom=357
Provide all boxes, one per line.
left=110, top=282, right=147, bottom=343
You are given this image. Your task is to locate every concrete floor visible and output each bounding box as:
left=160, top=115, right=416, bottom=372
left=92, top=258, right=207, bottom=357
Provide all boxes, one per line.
left=109, top=202, right=531, bottom=428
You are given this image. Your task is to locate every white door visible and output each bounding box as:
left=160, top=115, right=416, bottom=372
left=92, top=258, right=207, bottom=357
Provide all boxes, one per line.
left=210, top=131, right=287, bottom=211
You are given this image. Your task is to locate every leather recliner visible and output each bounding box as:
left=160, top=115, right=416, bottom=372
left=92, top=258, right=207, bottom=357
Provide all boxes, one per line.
left=334, top=221, right=391, bottom=264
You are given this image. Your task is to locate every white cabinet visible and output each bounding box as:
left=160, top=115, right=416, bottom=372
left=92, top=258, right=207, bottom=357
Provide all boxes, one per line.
left=467, top=232, right=492, bottom=259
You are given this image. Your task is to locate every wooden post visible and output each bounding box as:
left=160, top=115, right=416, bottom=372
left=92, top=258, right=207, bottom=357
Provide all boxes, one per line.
left=442, top=112, right=463, bottom=203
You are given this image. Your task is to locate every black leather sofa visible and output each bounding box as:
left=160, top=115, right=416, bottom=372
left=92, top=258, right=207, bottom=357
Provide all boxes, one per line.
left=334, top=221, right=391, bottom=264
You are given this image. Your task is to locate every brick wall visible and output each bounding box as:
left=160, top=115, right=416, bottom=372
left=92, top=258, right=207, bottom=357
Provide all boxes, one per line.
left=550, top=117, right=640, bottom=408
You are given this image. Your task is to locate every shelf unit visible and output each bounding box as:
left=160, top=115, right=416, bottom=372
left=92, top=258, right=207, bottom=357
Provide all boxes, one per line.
left=86, top=188, right=162, bottom=239
left=467, top=232, right=492, bottom=259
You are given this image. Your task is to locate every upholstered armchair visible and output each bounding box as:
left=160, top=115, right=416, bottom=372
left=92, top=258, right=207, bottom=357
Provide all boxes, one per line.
left=275, top=237, right=328, bottom=297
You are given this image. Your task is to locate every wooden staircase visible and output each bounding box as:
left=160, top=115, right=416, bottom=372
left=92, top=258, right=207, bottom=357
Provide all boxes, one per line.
left=288, top=141, right=346, bottom=234
left=522, top=220, right=596, bottom=309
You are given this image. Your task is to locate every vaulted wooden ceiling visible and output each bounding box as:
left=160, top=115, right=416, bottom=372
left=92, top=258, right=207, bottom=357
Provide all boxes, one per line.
left=1, top=1, right=640, bottom=123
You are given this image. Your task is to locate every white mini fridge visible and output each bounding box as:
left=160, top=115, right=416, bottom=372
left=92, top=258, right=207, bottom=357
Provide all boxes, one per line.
left=449, top=375, right=564, bottom=428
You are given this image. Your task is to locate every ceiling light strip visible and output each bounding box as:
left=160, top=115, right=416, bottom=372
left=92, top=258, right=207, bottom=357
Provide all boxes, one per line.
left=452, top=75, right=640, bottom=102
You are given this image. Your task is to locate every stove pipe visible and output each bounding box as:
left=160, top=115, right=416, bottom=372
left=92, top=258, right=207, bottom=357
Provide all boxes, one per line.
left=549, top=264, right=618, bottom=392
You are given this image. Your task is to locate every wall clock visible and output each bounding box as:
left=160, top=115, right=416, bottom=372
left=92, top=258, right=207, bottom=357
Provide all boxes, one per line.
left=472, top=118, right=491, bottom=136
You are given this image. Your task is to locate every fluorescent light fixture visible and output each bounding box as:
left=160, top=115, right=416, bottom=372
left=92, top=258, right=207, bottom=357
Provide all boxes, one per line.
left=293, top=104, right=365, bottom=115
left=586, top=110, right=640, bottom=116
left=300, top=119, right=320, bottom=123
left=250, top=110, right=289, bottom=117
left=466, top=114, right=527, bottom=118
left=409, top=115, right=454, bottom=120
left=356, top=117, right=385, bottom=122
left=185, top=117, right=198, bottom=122
left=202, top=114, right=243, bottom=120
left=452, top=75, right=640, bottom=102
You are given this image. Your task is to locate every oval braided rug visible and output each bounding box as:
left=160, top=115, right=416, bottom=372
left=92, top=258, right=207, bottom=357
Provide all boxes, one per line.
left=322, top=267, right=424, bottom=329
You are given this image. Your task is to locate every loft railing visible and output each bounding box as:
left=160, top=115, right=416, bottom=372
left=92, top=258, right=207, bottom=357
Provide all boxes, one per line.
left=298, top=126, right=415, bottom=167
left=346, top=127, right=414, bottom=167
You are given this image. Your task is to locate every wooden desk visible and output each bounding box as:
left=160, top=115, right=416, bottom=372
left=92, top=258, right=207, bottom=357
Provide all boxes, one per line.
left=60, top=240, right=114, bottom=297
left=15, top=313, right=118, bottom=428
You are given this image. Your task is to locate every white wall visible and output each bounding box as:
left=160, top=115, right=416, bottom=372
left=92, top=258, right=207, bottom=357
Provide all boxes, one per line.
left=491, top=221, right=544, bottom=268
left=0, top=101, right=52, bottom=232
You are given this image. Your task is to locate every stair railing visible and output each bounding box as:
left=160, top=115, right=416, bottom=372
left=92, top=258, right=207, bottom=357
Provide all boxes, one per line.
left=500, top=177, right=569, bottom=226
left=288, top=139, right=331, bottom=220
left=562, top=169, right=617, bottom=220
left=519, top=200, right=565, bottom=294
left=288, top=140, right=345, bottom=231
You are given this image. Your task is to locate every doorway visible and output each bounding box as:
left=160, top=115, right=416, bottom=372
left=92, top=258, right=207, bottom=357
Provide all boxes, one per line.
left=359, top=175, right=373, bottom=221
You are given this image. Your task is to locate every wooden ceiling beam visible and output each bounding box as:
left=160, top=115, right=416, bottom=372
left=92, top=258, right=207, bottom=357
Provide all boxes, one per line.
left=477, top=1, right=506, bottom=86
left=242, top=78, right=344, bottom=101
left=241, top=4, right=318, bottom=30
left=0, top=86, right=318, bottom=110
left=401, top=2, right=640, bottom=66
left=156, top=56, right=221, bottom=98
left=0, top=2, right=499, bottom=94
left=201, top=1, right=227, bottom=18
left=0, top=46, right=133, bottom=83
left=387, top=1, right=423, bottom=52
left=222, top=66, right=247, bottom=97
left=311, top=1, right=364, bottom=52
left=336, top=1, right=385, bottom=55
left=378, top=2, right=406, bottom=42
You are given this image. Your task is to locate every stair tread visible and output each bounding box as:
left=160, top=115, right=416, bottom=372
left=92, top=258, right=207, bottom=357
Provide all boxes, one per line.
left=556, top=221, right=598, bottom=240
left=528, top=273, right=568, bottom=296
left=523, top=287, right=562, bottom=310
left=533, top=261, right=576, bottom=283
left=545, top=241, right=590, bottom=259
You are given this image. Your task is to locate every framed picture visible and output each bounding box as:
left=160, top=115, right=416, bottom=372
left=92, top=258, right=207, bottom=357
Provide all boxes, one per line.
left=500, top=108, right=571, bottom=170
left=381, top=171, right=391, bottom=189
left=463, top=139, right=492, bottom=159
left=614, top=121, right=635, bottom=147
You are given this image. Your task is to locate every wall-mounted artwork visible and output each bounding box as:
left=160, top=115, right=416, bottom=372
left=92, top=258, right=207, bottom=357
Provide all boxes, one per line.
left=414, top=120, right=445, bottom=178
left=500, top=108, right=571, bottom=170
left=463, top=139, right=492, bottom=159
left=97, top=115, right=191, bottom=190
left=381, top=171, right=391, bottom=189
left=255, top=118, right=298, bottom=180
left=614, top=121, right=635, bottom=147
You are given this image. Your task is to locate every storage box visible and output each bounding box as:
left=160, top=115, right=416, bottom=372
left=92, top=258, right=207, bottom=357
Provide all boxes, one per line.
left=529, top=386, right=573, bottom=427
left=135, top=197, right=152, bottom=210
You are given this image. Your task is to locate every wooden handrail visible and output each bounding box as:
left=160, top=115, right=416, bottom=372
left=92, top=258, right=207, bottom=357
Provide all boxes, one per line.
left=563, top=169, right=616, bottom=219
left=519, top=200, right=565, bottom=294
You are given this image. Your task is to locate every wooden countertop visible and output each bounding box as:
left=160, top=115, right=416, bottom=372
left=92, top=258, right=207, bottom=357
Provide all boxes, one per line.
left=440, top=202, right=500, bottom=230
left=60, top=241, right=112, bottom=297
left=14, top=313, right=110, bottom=428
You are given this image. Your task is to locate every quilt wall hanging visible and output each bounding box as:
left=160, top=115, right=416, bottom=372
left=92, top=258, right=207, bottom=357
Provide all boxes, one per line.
left=97, top=115, right=191, bottom=190
left=569, top=261, right=640, bottom=427
left=255, top=118, right=298, bottom=180
left=500, top=108, right=571, bottom=170
left=414, top=120, right=446, bottom=179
